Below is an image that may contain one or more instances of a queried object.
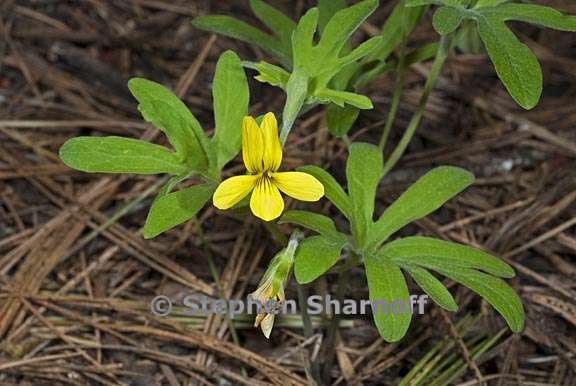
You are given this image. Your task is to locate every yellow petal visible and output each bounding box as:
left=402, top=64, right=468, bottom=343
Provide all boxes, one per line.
left=259, top=313, right=275, bottom=339
left=213, top=175, right=257, bottom=209
left=272, top=172, right=325, bottom=201
left=261, top=112, right=282, bottom=172
left=242, top=116, right=264, bottom=173
left=250, top=177, right=284, bottom=221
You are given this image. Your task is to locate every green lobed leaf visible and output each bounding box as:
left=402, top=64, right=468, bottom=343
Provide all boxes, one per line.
left=406, top=0, right=449, bottom=7
left=297, top=165, right=352, bottom=219
left=326, top=104, right=360, bottom=138
left=484, top=4, right=576, bottom=32
left=211, top=51, right=249, bottom=170
left=279, top=210, right=344, bottom=241
left=143, top=183, right=216, bottom=239
left=317, top=0, right=378, bottom=59
left=314, top=89, right=373, bottom=110
left=339, top=37, right=383, bottom=67
left=364, top=253, right=412, bottom=342
left=191, top=15, right=290, bottom=65
left=346, top=143, right=383, bottom=249
left=317, top=0, right=347, bottom=34
left=292, top=8, right=319, bottom=69
left=249, top=0, right=296, bottom=54
left=383, top=236, right=515, bottom=278
left=252, top=61, right=290, bottom=89
left=59, top=137, right=187, bottom=175
left=475, top=15, right=542, bottom=109
left=402, top=264, right=458, bottom=311
left=281, top=69, right=309, bottom=142
left=474, top=0, right=508, bottom=8
left=128, top=78, right=211, bottom=171
left=294, top=235, right=347, bottom=284
left=433, top=266, right=525, bottom=332
left=433, top=6, right=465, bottom=35
left=370, top=166, right=474, bottom=249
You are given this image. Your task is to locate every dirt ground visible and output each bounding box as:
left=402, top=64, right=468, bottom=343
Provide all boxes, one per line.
left=0, top=1, right=575, bottom=385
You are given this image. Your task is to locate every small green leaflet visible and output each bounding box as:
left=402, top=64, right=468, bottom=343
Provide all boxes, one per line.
left=433, top=7, right=465, bottom=35
left=59, top=137, right=187, bottom=175
left=143, top=183, right=216, bottom=239
left=294, top=235, right=347, bottom=284
left=211, top=51, right=249, bottom=170
left=383, top=236, right=515, bottom=278
left=314, top=89, right=373, bottom=110
left=370, top=166, right=474, bottom=249
left=280, top=69, right=309, bottom=143
left=476, top=15, right=542, bottom=110
left=346, top=143, right=383, bottom=249
left=364, top=253, right=412, bottom=342
left=401, top=265, right=458, bottom=311
left=433, top=266, right=525, bottom=332
left=251, top=61, right=290, bottom=89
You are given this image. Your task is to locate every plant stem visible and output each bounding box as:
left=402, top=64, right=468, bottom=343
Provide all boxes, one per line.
left=381, top=34, right=453, bottom=178
left=379, top=8, right=409, bottom=151
left=322, top=266, right=351, bottom=383
left=297, top=284, right=322, bottom=382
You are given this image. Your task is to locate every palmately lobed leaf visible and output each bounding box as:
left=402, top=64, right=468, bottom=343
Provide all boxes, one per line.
left=59, top=136, right=187, bottom=175
left=128, top=78, right=212, bottom=170
left=370, top=166, right=474, bottom=249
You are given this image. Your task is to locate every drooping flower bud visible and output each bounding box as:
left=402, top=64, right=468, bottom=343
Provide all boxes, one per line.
left=250, top=232, right=300, bottom=338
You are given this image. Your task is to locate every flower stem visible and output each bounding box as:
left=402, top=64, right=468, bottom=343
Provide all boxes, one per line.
left=381, top=34, right=453, bottom=178
left=322, top=266, right=351, bottom=383
left=379, top=7, right=409, bottom=151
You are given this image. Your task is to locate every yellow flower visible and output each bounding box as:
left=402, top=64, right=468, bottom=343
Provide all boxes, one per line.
left=213, top=112, right=324, bottom=221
